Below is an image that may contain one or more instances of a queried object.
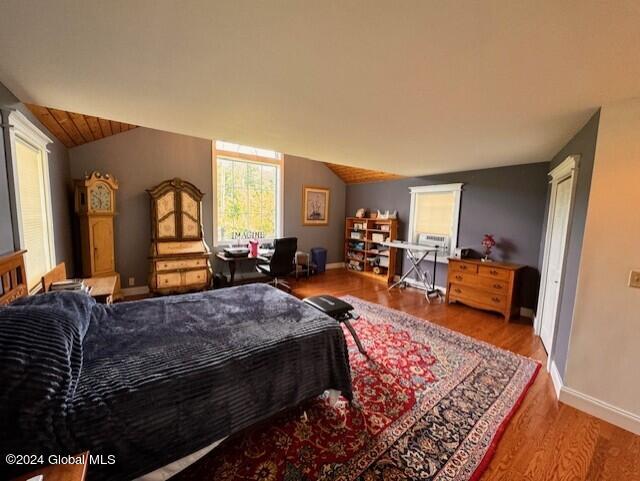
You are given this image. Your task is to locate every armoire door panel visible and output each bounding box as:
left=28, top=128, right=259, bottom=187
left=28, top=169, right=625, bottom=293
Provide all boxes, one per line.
left=157, top=191, right=175, bottom=218
left=158, top=213, right=177, bottom=238
left=91, top=219, right=114, bottom=274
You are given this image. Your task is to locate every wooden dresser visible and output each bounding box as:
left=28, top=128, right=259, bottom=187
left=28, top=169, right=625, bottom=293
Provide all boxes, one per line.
left=147, top=178, right=212, bottom=295
left=445, top=258, right=524, bottom=320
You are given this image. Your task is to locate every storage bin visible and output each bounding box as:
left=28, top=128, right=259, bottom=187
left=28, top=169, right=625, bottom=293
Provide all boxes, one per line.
left=311, top=247, right=328, bottom=273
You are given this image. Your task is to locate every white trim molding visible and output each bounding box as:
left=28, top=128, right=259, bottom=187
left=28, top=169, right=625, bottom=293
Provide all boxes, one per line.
left=519, top=307, right=535, bottom=319
left=560, top=388, right=640, bottom=436
left=6, top=109, right=56, bottom=282
left=326, top=262, right=345, bottom=270
left=211, top=140, right=284, bottom=246
left=549, top=360, right=640, bottom=435
left=8, top=110, right=53, bottom=147
left=549, top=360, right=564, bottom=399
left=407, top=183, right=463, bottom=263
left=535, top=154, right=580, bottom=373
left=393, top=274, right=447, bottom=294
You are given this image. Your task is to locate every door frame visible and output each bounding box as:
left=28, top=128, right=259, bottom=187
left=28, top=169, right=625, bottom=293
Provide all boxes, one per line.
left=535, top=154, right=580, bottom=371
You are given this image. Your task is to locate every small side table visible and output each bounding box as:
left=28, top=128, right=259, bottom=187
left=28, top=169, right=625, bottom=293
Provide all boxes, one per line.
left=11, top=451, right=88, bottom=481
left=84, top=275, right=118, bottom=304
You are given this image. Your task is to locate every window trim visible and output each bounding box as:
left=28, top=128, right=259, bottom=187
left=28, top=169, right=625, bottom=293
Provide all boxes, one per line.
left=407, top=183, right=464, bottom=263
left=7, top=110, right=55, bottom=288
left=212, top=142, right=284, bottom=246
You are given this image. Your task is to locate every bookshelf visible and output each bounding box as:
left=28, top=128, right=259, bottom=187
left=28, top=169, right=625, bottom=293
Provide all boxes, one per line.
left=344, top=216, right=398, bottom=284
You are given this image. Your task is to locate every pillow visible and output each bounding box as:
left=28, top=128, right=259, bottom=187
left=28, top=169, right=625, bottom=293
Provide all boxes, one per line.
left=0, top=294, right=94, bottom=461
left=11, top=290, right=96, bottom=339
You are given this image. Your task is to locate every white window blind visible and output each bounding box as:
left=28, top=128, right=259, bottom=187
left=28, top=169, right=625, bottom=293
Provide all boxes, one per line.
left=15, top=137, right=53, bottom=288
left=414, top=192, right=456, bottom=236
left=408, top=183, right=463, bottom=261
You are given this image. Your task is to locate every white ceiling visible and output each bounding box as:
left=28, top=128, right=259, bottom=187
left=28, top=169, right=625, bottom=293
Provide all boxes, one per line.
left=1, top=1, right=639, bottom=176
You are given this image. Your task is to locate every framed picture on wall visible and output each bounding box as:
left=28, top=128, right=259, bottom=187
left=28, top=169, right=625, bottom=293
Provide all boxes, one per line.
left=302, top=186, right=330, bottom=226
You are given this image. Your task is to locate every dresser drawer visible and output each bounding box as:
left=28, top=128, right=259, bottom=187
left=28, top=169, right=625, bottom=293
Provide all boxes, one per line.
left=184, top=269, right=208, bottom=285
left=478, top=265, right=510, bottom=281
left=448, top=283, right=507, bottom=309
left=449, top=272, right=508, bottom=293
left=156, top=258, right=207, bottom=271
left=157, top=272, right=182, bottom=288
left=450, top=261, right=478, bottom=274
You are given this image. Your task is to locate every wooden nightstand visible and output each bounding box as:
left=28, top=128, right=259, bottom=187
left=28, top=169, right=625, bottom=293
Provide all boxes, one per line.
left=11, top=452, right=88, bottom=481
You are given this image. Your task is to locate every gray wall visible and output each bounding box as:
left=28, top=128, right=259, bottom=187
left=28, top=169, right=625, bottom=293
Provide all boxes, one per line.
left=283, top=154, right=345, bottom=263
left=69, top=129, right=346, bottom=287
left=346, top=162, right=550, bottom=310
left=0, top=82, right=21, bottom=255
left=544, top=111, right=600, bottom=377
left=0, top=81, right=74, bottom=271
left=69, top=127, right=213, bottom=287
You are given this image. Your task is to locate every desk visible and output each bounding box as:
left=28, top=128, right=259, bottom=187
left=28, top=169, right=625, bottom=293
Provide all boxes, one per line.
left=379, top=241, right=443, bottom=303
left=215, top=252, right=272, bottom=286
left=84, top=275, right=118, bottom=304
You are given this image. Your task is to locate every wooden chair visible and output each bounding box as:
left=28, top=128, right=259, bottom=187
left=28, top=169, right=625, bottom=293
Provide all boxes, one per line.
left=41, top=262, right=67, bottom=293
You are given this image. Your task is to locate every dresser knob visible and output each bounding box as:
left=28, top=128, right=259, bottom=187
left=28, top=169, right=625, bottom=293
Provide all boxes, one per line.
left=455, top=288, right=462, bottom=293
left=460, top=265, right=467, bottom=270
left=493, top=283, right=503, bottom=289
left=490, top=269, right=498, bottom=275
left=492, top=296, right=500, bottom=303
left=455, top=275, right=463, bottom=280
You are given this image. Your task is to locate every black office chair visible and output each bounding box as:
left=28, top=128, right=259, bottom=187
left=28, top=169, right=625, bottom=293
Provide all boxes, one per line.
left=256, top=237, right=297, bottom=292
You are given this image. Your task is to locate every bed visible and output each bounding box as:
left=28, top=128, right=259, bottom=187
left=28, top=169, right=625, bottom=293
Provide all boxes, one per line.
left=0, top=252, right=353, bottom=481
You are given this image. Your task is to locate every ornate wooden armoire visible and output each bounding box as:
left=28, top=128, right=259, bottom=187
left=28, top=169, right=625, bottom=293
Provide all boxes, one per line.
left=147, top=178, right=212, bottom=294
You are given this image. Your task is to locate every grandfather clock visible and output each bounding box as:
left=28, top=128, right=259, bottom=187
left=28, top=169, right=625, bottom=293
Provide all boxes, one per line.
left=74, top=172, right=119, bottom=283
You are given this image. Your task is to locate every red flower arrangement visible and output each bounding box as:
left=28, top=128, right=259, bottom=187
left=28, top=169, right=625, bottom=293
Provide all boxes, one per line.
left=481, top=234, right=496, bottom=261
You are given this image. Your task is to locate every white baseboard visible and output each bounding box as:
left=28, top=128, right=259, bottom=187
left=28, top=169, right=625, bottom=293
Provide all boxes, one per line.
left=326, top=262, right=345, bottom=270
left=392, top=275, right=447, bottom=294
left=520, top=307, right=535, bottom=319
left=549, top=360, right=563, bottom=399
left=550, top=362, right=640, bottom=435
left=120, top=285, right=150, bottom=296
left=559, top=386, right=640, bottom=436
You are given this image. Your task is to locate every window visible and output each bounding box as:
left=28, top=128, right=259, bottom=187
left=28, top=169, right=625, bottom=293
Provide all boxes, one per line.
left=8, top=111, right=55, bottom=289
left=213, top=141, right=283, bottom=244
left=408, top=183, right=463, bottom=261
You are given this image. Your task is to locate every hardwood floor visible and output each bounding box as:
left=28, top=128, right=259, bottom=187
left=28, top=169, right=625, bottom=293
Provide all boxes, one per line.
left=288, top=268, right=640, bottom=481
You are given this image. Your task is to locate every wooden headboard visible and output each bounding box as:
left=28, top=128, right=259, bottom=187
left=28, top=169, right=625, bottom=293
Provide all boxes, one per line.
left=0, top=250, right=28, bottom=305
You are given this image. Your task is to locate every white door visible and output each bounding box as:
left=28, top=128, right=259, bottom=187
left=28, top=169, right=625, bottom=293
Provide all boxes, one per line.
left=539, top=175, right=573, bottom=352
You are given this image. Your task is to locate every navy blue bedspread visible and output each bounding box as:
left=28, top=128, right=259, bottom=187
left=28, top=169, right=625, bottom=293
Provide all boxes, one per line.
left=0, top=284, right=352, bottom=480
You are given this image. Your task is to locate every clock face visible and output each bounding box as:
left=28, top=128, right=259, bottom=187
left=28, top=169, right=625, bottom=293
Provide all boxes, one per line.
left=90, top=183, right=112, bottom=211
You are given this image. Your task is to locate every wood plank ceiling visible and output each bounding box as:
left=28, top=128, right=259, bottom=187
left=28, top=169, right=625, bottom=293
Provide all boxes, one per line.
left=24, top=104, right=400, bottom=182
left=325, top=163, right=404, bottom=184
left=25, top=104, right=137, bottom=148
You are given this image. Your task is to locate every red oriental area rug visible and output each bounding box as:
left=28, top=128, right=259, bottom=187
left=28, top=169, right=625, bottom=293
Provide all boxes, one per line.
left=173, top=297, right=540, bottom=481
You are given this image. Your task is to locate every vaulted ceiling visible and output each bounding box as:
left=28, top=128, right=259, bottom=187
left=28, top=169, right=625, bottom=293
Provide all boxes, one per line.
left=324, top=163, right=403, bottom=184
left=1, top=2, right=639, bottom=176
left=26, top=104, right=137, bottom=148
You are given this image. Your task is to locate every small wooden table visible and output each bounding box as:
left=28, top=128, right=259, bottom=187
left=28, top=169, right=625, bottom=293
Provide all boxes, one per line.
left=11, top=451, right=88, bottom=481
left=84, top=275, right=118, bottom=304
